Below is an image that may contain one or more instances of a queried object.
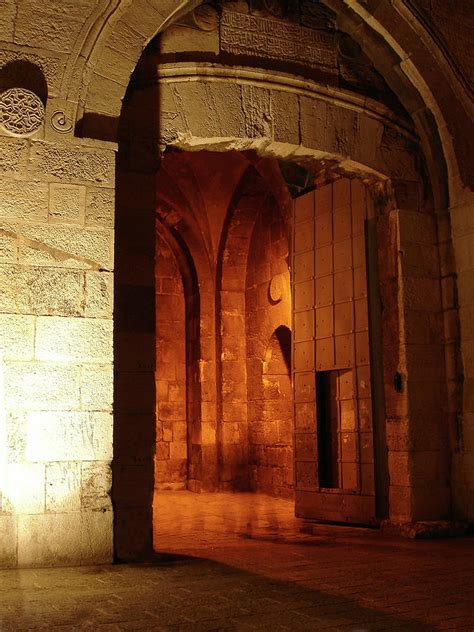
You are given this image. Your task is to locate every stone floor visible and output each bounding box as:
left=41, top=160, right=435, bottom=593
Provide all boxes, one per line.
left=0, top=492, right=473, bottom=631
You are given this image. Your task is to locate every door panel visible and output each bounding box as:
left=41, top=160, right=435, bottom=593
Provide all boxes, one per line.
left=292, top=178, right=377, bottom=524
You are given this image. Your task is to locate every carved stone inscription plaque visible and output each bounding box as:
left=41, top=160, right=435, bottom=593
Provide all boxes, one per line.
left=220, top=11, right=337, bottom=72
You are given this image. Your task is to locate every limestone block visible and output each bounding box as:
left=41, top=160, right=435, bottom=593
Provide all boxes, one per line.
left=398, top=211, right=437, bottom=246
left=35, top=316, right=112, bottom=363
left=80, top=510, right=113, bottom=564
left=19, top=224, right=112, bottom=269
left=46, top=462, right=81, bottom=513
left=5, top=412, right=27, bottom=463
left=4, top=361, right=80, bottom=410
left=0, top=314, right=35, bottom=360
left=0, top=265, right=83, bottom=315
left=0, top=179, right=49, bottom=222
left=450, top=203, right=474, bottom=240
left=30, top=0, right=99, bottom=20
left=0, top=0, right=15, bottom=41
left=49, top=183, right=86, bottom=224
left=81, top=364, right=113, bottom=411
left=161, top=24, right=219, bottom=55
left=326, top=104, right=359, bottom=158
left=300, top=96, right=327, bottom=150
left=30, top=141, right=114, bottom=185
left=0, top=138, right=28, bottom=174
left=18, top=513, right=83, bottom=567
left=14, top=4, right=86, bottom=52
left=25, top=411, right=113, bottom=462
left=122, top=0, right=165, bottom=38
left=95, top=46, right=138, bottom=87
left=355, top=114, right=384, bottom=170
left=85, top=187, right=114, bottom=227
left=81, top=461, right=112, bottom=511
left=403, top=277, right=441, bottom=311
left=272, top=90, right=299, bottom=145
left=0, top=515, right=17, bottom=568
left=241, top=84, right=272, bottom=138
left=4, top=463, right=45, bottom=514
left=108, top=19, right=146, bottom=62
left=86, top=73, right=126, bottom=118
left=84, top=271, right=113, bottom=318
left=172, top=82, right=233, bottom=139
left=0, top=225, right=17, bottom=262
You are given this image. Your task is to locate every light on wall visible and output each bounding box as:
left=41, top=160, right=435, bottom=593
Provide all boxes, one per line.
left=0, top=352, right=6, bottom=510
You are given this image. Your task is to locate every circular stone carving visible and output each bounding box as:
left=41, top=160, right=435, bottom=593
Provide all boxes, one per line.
left=0, top=88, right=45, bottom=136
left=269, top=274, right=285, bottom=303
left=51, top=110, right=73, bottom=134
left=193, top=3, right=219, bottom=31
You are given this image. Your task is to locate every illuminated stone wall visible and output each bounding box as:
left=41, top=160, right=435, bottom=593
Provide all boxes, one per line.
left=0, top=133, right=115, bottom=566
left=0, top=0, right=473, bottom=568
left=246, top=200, right=293, bottom=498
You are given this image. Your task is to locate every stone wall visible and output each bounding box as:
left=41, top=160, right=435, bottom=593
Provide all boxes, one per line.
left=245, top=199, right=293, bottom=498
left=0, top=132, right=115, bottom=566
left=0, top=0, right=473, bottom=568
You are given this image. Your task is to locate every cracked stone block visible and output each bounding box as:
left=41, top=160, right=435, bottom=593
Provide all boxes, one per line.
left=81, top=462, right=112, bottom=511
left=46, top=462, right=81, bottom=513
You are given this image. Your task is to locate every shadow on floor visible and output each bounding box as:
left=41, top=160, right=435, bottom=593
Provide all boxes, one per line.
left=0, top=553, right=439, bottom=631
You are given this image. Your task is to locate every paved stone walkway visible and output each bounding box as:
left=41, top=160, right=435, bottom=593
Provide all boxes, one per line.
left=0, top=492, right=473, bottom=630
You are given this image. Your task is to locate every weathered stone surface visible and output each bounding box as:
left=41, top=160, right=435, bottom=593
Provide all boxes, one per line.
left=81, top=364, right=113, bottom=411
left=0, top=313, right=35, bottom=360
left=0, top=179, right=48, bottom=222
left=4, top=361, right=80, bottom=409
left=25, top=411, right=113, bottom=462
left=84, top=271, right=113, bottom=318
left=19, top=224, right=113, bottom=269
left=300, top=96, right=327, bottom=150
left=18, top=513, right=83, bottom=567
left=0, top=0, right=15, bottom=41
left=14, top=4, right=87, bottom=52
left=5, top=412, right=26, bottom=463
left=85, top=187, right=114, bottom=227
left=35, top=316, right=112, bottom=363
left=0, top=265, right=83, bottom=315
left=81, top=462, right=112, bottom=511
left=80, top=510, right=113, bottom=564
left=46, top=462, right=81, bottom=513
left=30, top=142, right=114, bottom=185
left=4, top=463, right=45, bottom=514
left=272, top=90, right=299, bottom=145
left=0, top=516, right=17, bottom=568
left=0, top=138, right=28, bottom=174
left=0, top=226, right=17, bottom=262
left=49, top=183, right=86, bottom=224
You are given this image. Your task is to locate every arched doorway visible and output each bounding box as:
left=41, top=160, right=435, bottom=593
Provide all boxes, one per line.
left=112, top=1, right=455, bottom=560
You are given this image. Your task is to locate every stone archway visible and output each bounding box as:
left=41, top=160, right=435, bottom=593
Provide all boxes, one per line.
left=110, top=2, right=461, bottom=560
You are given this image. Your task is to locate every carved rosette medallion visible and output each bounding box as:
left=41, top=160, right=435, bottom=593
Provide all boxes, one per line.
left=0, top=88, right=45, bottom=136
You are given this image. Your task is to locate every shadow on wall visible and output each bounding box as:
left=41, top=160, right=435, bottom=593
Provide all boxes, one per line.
left=0, top=60, right=48, bottom=104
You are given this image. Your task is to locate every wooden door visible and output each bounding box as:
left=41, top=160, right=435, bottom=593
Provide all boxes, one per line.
left=292, top=178, right=379, bottom=524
